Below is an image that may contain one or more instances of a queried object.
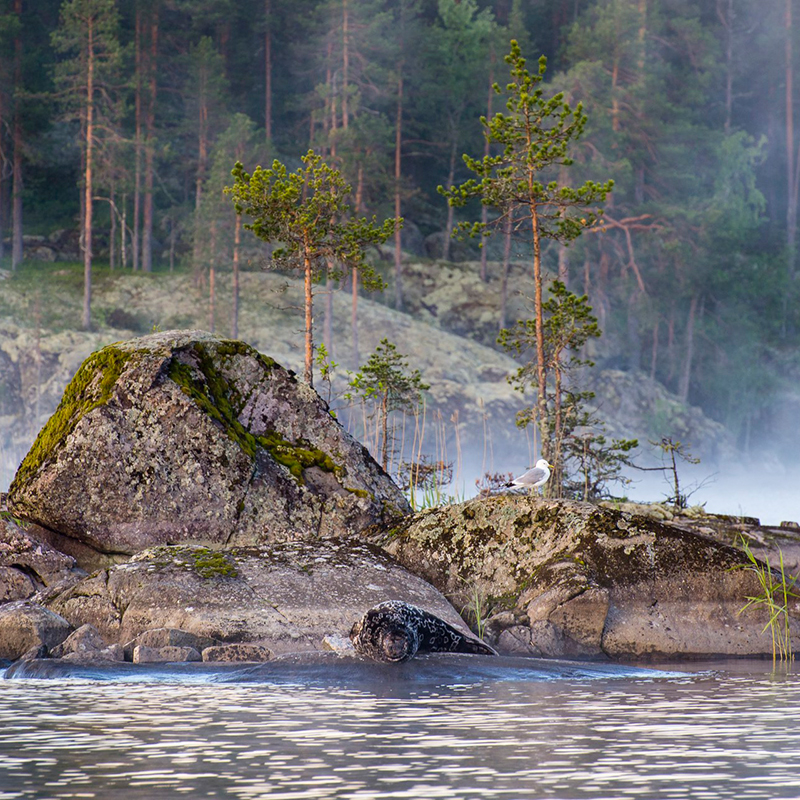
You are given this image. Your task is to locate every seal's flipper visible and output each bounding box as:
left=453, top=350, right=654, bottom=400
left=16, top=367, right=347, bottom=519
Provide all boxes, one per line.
left=455, top=635, right=498, bottom=656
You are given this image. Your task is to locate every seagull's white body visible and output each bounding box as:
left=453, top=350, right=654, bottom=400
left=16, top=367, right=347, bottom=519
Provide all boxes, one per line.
left=509, top=459, right=552, bottom=493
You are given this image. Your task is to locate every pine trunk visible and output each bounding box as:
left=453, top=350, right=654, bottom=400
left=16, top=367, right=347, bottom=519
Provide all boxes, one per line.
left=351, top=265, right=359, bottom=364
left=678, top=294, right=698, bottom=402
left=324, top=261, right=334, bottom=356
left=192, top=54, right=209, bottom=282
left=209, top=220, right=217, bottom=333
left=499, top=214, right=512, bottom=330
left=480, top=59, right=494, bottom=282
left=109, top=185, right=116, bottom=270
left=304, top=253, right=314, bottom=386
left=551, top=362, right=563, bottom=498
left=381, top=391, right=389, bottom=471
left=0, top=66, right=6, bottom=262
left=264, top=0, right=272, bottom=141
left=342, top=0, right=349, bottom=129
left=133, top=7, right=142, bottom=272
left=142, top=13, right=158, bottom=273
left=83, top=13, right=95, bottom=331
left=11, top=116, right=23, bottom=270
left=232, top=213, right=241, bottom=338
left=786, top=0, right=798, bottom=285
left=11, top=0, right=23, bottom=271
left=393, top=68, right=403, bottom=310
left=442, top=134, right=457, bottom=262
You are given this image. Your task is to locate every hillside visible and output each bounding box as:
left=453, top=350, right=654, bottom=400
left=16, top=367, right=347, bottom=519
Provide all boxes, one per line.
left=0, top=259, right=736, bottom=497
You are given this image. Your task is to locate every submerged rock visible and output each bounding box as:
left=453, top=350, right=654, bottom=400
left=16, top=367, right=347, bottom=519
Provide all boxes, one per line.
left=377, top=496, right=800, bottom=660
left=7, top=331, right=409, bottom=567
left=45, top=538, right=469, bottom=656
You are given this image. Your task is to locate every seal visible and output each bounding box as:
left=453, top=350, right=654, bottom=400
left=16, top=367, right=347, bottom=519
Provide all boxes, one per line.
left=349, top=600, right=498, bottom=662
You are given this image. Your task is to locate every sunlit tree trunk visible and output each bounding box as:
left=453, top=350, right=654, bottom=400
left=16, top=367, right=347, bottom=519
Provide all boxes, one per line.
left=208, top=219, right=217, bottom=333
left=499, top=213, right=512, bottom=331
left=324, top=261, right=334, bottom=356
left=351, top=265, right=359, bottom=364
left=232, top=213, right=241, bottom=338
left=524, top=111, right=549, bottom=461
left=381, top=390, right=389, bottom=470
left=480, top=58, right=494, bottom=282
left=304, top=251, right=314, bottom=386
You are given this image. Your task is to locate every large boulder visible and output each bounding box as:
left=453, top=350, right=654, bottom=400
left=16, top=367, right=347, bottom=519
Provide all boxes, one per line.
left=7, top=331, right=409, bottom=567
left=44, top=539, right=471, bottom=655
left=376, top=496, right=800, bottom=660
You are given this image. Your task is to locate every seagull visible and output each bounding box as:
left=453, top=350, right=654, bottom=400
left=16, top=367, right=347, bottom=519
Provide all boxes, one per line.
left=506, top=459, right=553, bottom=494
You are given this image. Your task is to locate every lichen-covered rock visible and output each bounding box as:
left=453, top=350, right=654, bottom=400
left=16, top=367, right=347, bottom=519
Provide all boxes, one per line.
left=45, top=539, right=470, bottom=655
left=0, top=514, right=86, bottom=600
left=133, top=644, right=201, bottom=663
left=122, top=627, right=218, bottom=660
left=7, top=331, right=409, bottom=565
left=377, top=496, right=800, bottom=660
left=50, top=623, right=124, bottom=662
left=202, top=643, right=272, bottom=662
left=0, top=600, right=72, bottom=660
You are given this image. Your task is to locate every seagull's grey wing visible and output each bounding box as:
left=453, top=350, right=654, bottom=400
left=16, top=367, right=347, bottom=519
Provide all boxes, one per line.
left=513, top=467, right=546, bottom=485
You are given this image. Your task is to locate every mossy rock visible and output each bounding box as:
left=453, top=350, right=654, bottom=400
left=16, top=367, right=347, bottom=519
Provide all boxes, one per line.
left=8, top=330, right=410, bottom=566
left=378, top=495, right=799, bottom=660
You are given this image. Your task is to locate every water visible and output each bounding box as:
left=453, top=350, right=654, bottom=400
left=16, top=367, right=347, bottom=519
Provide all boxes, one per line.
left=2, top=656, right=800, bottom=800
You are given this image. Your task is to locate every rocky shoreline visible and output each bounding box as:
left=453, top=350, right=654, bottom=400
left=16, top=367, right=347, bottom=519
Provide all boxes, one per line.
left=2, top=331, right=799, bottom=671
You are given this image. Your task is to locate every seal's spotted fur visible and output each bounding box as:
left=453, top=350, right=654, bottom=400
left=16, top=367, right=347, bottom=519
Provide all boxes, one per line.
left=350, top=600, right=498, bottom=662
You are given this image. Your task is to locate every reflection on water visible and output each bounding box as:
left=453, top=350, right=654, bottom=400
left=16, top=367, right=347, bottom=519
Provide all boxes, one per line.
left=2, top=662, right=800, bottom=799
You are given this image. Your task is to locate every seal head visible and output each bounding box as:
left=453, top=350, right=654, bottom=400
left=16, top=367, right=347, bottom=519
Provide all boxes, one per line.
left=350, top=600, right=497, bottom=663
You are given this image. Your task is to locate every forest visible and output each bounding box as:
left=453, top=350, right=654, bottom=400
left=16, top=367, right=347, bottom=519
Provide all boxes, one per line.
left=1, top=0, right=799, bottom=471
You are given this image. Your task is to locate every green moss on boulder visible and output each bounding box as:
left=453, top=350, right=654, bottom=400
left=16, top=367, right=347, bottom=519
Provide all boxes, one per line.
left=10, top=345, right=132, bottom=492
left=166, top=341, right=340, bottom=483
left=8, top=331, right=410, bottom=563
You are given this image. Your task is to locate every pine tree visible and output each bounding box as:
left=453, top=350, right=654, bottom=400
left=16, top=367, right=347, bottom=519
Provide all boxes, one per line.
left=226, top=150, right=397, bottom=386
left=443, top=40, right=612, bottom=463
left=346, top=337, right=428, bottom=470
left=51, top=0, right=120, bottom=330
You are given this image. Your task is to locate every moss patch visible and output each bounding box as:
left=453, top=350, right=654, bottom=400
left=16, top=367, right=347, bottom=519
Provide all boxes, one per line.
left=144, top=545, right=240, bottom=579
left=167, top=341, right=340, bottom=484
left=191, top=548, right=239, bottom=579
left=10, top=344, right=132, bottom=492
left=345, top=487, right=371, bottom=499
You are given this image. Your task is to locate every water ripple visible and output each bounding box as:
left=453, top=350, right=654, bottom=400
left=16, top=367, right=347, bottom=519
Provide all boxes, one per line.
left=2, top=665, right=800, bottom=798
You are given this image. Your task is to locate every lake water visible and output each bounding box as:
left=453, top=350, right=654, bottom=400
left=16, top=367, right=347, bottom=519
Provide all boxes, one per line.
left=2, top=654, right=800, bottom=800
